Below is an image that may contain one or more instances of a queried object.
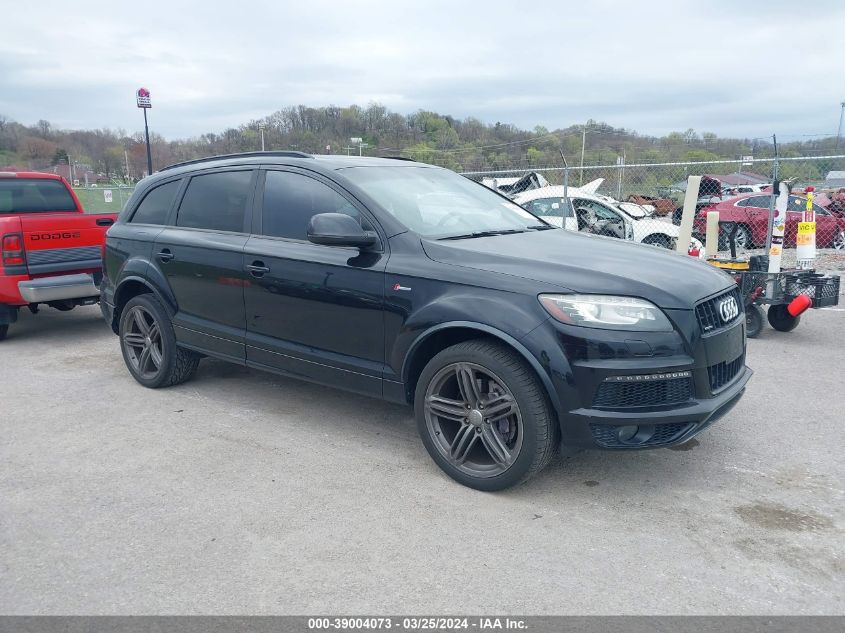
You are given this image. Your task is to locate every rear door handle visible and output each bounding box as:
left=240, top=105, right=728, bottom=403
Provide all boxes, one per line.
left=157, top=249, right=175, bottom=262
left=247, top=261, right=270, bottom=277
left=96, top=217, right=114, bottom=226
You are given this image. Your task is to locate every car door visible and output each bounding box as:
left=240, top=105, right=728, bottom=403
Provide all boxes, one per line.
left=572, top=199, right=625, bottom=239
left=152, top=168, right=257, bottom=361
left=242, top=168, right=387, bottom=397
left=814, top=206, right=842, bottom=247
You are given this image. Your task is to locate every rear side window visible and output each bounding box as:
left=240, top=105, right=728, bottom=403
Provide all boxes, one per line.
left=176, top=171, right=253, bottom=232
left=0, top=178, right=77, bottom=214
left=261, top=171, right=359, bottom=240
left=130, top=180, right=180, bottom=225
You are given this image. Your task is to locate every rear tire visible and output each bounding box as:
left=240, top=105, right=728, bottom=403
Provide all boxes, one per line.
left=0, top=324, right=8, bottom=341
left=767, top=304, right=800, bottom=332
left=119, top=293, right=200, bottom=388
left=414, top=339, right=559, bottom=491
left=745, top=304, right=763, bottom=338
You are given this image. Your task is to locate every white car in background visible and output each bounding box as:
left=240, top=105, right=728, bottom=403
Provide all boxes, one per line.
left=513, top=186, right=695, bottom=250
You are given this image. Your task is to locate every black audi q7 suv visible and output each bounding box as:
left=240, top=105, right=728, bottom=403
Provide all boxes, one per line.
left=101, top=152, right=751, bottom=490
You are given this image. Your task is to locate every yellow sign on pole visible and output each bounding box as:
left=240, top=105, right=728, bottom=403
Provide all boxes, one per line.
left=796, top=221, right=816, bottom=266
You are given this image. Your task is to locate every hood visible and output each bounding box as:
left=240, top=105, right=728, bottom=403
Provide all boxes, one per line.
left=422, top=229, right=733, bottom=310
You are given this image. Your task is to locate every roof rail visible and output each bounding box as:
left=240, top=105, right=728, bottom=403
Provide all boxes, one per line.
left=160, top=151, right=313, bottom=172
left=381, top=156, right=416, bottom=162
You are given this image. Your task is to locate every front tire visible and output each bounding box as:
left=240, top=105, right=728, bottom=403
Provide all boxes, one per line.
left=119, top=293, right=200, bottom=388
left=414, top=339, right=559, bottom=491
left=767, top=304, right=800, bottom=332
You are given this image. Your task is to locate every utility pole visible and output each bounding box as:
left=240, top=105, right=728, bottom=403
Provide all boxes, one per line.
left=838, top=102, right=845, bottom=150
left=579, top=125, right=587, bottom=186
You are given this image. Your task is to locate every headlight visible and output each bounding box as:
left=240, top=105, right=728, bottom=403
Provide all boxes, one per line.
left=538, top=294, right=673, bottom=331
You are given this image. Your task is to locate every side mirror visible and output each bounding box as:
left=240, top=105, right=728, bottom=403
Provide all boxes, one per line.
left=307, top=213, right=378, bottom=249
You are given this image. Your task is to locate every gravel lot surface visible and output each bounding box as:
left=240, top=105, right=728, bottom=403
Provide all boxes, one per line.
left=1, top=304, right=843, bottom=614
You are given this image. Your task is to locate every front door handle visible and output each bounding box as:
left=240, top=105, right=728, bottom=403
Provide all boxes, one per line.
left=247, top=261, right=270, bottom=277
left=157, top=249, right=175, bottom=262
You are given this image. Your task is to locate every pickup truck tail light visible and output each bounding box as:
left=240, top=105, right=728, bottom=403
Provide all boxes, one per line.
left=2, top=233, right=25, bottom=266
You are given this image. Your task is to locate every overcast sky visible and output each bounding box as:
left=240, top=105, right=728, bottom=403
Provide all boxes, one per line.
left=2, top=0, right=844, bottom=140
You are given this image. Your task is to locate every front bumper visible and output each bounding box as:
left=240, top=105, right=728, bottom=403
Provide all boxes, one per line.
left=522, top=302, right=750, bottom=450
left=18, top=273, right=100, bottom=304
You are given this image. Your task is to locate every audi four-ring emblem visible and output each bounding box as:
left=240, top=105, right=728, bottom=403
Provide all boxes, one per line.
left=719, top=296, right=739, bottom=323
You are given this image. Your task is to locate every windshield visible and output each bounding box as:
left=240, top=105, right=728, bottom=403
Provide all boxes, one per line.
left=340, top=166, right=544, bottom=238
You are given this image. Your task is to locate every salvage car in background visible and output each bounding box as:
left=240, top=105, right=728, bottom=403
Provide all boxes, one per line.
left=693, top=192, right=845, bottom=250
left=513, top=186, right=695, bottom=249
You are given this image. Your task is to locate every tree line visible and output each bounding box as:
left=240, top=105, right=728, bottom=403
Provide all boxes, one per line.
left=0, top=104, right=840, bottom=183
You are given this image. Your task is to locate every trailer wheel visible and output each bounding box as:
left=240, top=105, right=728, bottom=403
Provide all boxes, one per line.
left=767, top=304, right=800, bottom=332
left=745, top=305, right=763, bottom=338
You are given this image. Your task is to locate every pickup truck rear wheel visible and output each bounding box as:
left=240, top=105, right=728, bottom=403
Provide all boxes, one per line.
left=119, top=294, right=199, bottom=388
left=0, top=324, right=7, bottom=341
left=415, top=339, right=558, bottom=491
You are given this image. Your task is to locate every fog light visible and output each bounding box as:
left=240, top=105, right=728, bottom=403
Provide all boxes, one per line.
left=617, top=425, right=639, bottom=442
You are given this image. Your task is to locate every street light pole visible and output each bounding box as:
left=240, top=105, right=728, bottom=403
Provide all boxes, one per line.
left=258, top=122, right=266, bottom=151
left=838, top=102, right=845, bottom=150
left=142, top=107, right=153, bottom=177
left=136, top=87, right=153, bottom=176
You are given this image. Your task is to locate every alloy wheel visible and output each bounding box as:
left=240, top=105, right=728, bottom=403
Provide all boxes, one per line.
left=122, top=306, right=164, bottom=380
left=423, top=362, right=523, bottom=478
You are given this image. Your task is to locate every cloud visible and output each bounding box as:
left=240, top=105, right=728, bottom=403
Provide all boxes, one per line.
left=1, top=0, right=843, bottom=139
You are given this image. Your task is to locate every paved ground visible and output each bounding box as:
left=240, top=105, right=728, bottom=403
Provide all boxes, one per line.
left=1, top=304, right=843, bottom=615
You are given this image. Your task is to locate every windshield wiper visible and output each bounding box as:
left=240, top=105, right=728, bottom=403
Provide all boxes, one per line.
left=438, top=229, right=527, bottom=241
left=526, top=224, right=556, bottom=230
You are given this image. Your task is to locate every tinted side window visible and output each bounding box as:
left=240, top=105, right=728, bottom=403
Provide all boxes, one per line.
left=261, top=171, right=358, bottom=240
left=131, top=180, right=180, bottom=225
left=745, top=195, right=771, bottom=209
left=176, top=171, right=253, bottom=232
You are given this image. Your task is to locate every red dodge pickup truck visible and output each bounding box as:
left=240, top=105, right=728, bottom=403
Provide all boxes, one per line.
left=0, top=170, right=117, bottom=340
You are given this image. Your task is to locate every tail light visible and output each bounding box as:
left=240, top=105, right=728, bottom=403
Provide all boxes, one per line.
left=2, top=233, right=25, bottom=266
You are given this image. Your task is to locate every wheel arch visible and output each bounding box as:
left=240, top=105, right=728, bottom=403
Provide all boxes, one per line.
left=110, top=275, right=175, bottom=333
left=401, top=321, right=563, bottom=420
left=641, top=232, right=673, bottom=246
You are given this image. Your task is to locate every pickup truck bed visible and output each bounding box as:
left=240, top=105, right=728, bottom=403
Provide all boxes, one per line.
left=0, top=171, right=117, bottom=340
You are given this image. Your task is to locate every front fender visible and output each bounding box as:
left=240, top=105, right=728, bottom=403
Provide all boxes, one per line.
left=391, top=296, right=561, bottom=422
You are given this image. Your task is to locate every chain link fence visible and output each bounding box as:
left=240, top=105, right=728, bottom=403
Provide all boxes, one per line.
left=72, top=185, right=135, bottom=214
left=72, top=157, right=845, bottom=272
left=461, top=155, right=845, bottom=271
